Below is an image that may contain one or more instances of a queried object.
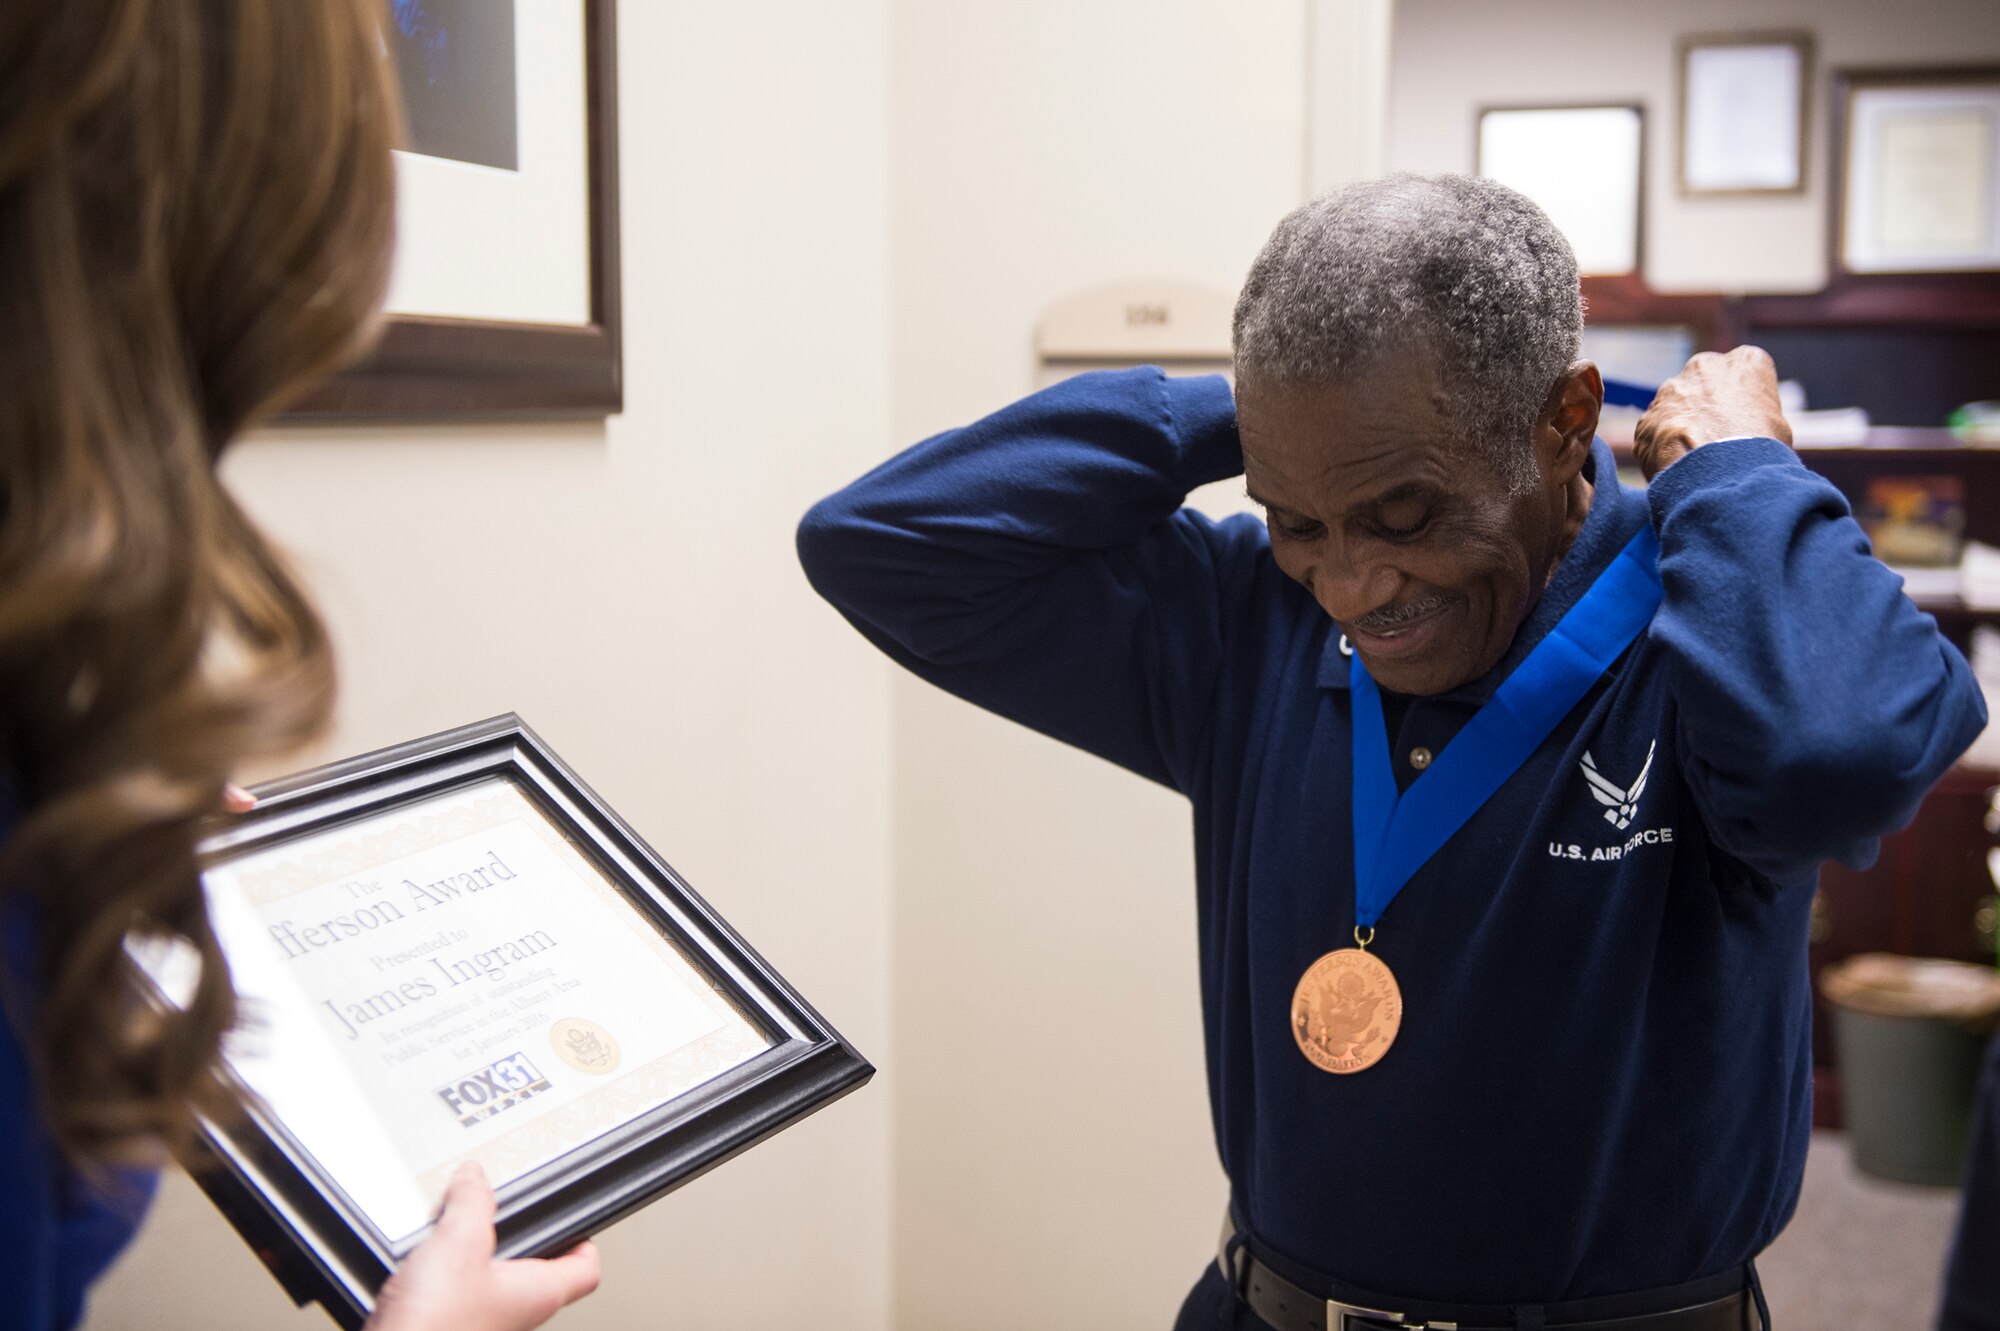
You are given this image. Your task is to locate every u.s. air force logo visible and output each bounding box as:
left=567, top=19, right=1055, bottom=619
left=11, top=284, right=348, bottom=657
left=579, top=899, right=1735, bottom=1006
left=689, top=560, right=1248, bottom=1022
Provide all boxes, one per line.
left=1580, top=740, right=1655, bottom=830
left=1549, top=739, right=1671, bottom=863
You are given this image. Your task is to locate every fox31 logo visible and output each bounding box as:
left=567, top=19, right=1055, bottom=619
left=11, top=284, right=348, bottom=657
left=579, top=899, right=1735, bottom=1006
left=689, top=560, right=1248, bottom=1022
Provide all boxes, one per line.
left=436, top=1052, right=554, bottom=1127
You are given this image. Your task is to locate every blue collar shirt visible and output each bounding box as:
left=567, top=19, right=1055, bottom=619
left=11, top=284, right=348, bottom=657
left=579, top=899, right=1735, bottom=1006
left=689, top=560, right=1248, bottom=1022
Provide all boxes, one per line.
left=798, top=366, right=1986, bottom=1303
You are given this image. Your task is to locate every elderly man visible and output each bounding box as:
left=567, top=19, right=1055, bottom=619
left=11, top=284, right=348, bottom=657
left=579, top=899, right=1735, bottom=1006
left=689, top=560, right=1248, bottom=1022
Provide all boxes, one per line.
left=798, top=174, right=1985, bottom=1330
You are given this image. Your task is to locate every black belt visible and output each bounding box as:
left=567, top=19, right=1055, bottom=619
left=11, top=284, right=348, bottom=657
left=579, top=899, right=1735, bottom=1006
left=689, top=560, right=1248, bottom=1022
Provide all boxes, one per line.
left=1217, top=1212, right=1768, bottom=1331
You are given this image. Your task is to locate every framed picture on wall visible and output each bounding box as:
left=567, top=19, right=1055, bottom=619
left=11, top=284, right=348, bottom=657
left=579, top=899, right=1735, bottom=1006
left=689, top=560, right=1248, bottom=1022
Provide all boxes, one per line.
left=140, top=715, right=871, bottom=1329
left=283, top=0, right=623, bottom=422
left=1477, top=104, right=1644, bottom=277
left=1678, top=32, right=1812, bottom=195
left=1835, top=66, right=2000, bottom=275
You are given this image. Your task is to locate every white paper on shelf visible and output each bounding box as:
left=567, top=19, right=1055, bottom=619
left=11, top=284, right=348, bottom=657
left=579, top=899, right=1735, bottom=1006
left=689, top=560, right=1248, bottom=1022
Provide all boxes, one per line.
left=1891, top=564, right=1965, bottom=601
left=1965, top=626, right=2000, bottom=772
left=1789, top=407, right=1873, bottom=447
left=1961, top=542, right=2000, bottom=610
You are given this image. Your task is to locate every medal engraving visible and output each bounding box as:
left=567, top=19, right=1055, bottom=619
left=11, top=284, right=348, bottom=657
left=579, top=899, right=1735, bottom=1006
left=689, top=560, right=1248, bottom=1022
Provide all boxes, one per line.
left=1291, top=948, right=1401, bottom=1074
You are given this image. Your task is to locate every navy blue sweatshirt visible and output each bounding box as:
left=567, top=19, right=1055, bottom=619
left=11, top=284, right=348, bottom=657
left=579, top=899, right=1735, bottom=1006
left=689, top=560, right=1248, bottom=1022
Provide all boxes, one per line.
left=2, top=784, right=157, bottom=1329
left=797, top=367, right=1986, bottom=1303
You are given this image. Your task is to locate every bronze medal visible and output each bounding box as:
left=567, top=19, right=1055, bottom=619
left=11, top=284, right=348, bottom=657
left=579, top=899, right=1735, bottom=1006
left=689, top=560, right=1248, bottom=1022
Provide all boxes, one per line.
left=1291, top=940, right=1402, bottom=1074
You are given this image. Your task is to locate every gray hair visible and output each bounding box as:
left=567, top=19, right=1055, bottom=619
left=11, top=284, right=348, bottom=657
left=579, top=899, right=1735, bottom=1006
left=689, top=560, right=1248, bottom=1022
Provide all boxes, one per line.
left=1231, top=172, right=1582, bottom=492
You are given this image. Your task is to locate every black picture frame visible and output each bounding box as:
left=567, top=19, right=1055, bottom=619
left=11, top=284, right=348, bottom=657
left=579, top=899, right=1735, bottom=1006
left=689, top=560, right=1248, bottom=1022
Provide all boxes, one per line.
left=1831, top=64, right=2000, bottom=279
left=174, top=715, right=871, bottom=1329
left=279, top=1, right=623, bottom=422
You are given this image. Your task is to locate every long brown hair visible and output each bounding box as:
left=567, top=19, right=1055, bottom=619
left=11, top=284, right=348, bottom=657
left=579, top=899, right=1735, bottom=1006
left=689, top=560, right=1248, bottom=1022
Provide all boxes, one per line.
left=0, top=0, right=398, bottom=1161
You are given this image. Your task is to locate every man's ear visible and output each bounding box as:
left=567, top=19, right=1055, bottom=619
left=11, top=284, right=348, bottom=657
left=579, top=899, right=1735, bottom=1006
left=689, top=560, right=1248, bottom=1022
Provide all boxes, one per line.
left=1539, top=361, right=1602, bottom=483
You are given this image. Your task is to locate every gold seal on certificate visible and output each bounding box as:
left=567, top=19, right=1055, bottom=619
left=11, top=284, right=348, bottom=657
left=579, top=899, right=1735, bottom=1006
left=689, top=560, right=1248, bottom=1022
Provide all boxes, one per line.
left=549, top=1018, right=621, bottom=1075
left=147, top=716, right=873, bottom=1331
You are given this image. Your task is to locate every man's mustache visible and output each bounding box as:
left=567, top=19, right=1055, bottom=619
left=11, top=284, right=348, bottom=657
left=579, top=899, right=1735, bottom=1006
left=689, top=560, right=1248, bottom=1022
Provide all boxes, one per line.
left=1349, top=592, right=1451, bottom=632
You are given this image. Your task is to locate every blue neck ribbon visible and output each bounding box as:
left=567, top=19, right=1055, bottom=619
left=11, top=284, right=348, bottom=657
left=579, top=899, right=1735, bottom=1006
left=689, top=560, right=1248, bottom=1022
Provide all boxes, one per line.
left=1599, top=378, right=1659, bottom=410
left=1349, top=524, right=1664, bottom=929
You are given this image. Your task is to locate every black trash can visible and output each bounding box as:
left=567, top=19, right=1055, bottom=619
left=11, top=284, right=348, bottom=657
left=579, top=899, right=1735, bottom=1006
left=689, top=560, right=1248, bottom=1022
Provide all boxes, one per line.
left=1822, top=953, right=2000, bottom=1187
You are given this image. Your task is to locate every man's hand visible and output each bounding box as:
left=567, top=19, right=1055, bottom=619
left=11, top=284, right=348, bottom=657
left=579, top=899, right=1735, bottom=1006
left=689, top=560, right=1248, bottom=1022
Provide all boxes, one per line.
left=1633, top=346, right=1792, bottom=481
left=364, top=1163, right=602, bottom=1331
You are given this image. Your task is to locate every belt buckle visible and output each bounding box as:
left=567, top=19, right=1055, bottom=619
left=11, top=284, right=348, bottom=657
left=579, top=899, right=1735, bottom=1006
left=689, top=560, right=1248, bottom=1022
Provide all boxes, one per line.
left=1327, top=1300, right=1457, bottom=1331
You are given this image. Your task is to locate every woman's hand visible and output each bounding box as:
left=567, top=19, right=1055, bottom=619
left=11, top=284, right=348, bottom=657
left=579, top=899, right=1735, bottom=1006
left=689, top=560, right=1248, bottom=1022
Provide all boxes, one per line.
left=363, top=1163, right=602, bottom=1331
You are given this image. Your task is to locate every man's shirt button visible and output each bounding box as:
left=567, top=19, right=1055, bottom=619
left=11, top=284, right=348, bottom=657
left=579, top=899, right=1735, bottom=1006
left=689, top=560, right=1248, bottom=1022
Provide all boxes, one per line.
left=1409, top=747, right=1433, bottom=771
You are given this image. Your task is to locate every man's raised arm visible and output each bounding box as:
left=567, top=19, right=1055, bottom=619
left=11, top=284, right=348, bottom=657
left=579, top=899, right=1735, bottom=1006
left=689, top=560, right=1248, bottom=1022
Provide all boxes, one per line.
left=1639, top=348, right=1987, bottom=881
left=797, top=366, right=1265, bottom=792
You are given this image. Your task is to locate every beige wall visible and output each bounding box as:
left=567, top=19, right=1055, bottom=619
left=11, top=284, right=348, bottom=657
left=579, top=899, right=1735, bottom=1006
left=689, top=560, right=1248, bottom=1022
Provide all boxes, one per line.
left=1388, top=0, right=2000, bottom=294
left=884, top=2, right=1313, bottom=1327
left=84, top=1, right=895, bottom=1328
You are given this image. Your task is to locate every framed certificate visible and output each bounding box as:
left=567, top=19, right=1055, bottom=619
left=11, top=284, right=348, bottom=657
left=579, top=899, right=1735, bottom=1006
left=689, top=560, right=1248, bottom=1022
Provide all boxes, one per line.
left=1836, top=67, right=2000, bottom=275
left=1678, top=32, right=1811, bottom=196
left=153, top=715, right=870, bottom=1328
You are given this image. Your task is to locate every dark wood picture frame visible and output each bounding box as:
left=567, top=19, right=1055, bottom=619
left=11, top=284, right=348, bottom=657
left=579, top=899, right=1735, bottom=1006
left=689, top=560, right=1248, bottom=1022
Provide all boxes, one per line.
left=1831, top=64, right=2000, bottom=280
left=1676, top=31, right=1812, bottom=197
left=281, top=2, right=623, bottom=422
left=175, top=715, right=870, bottom=1329
left=1476, top=102, right=1647, bottom=278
